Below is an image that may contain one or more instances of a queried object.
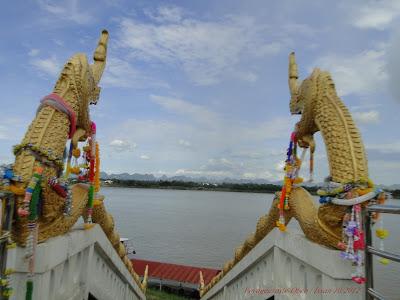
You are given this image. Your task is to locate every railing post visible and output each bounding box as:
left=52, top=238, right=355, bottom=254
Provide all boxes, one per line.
left=0, top=194, right=14, bottom=300
left=364, top=209, right=373, bottom=300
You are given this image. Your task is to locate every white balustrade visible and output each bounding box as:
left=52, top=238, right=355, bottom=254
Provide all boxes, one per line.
left=6, top=224, right=146, bottom=300
left=202, top=229, right=364, bottom=300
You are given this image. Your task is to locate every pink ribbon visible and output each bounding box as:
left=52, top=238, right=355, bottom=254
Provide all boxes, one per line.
left=38, top=93, right=77, bottom=138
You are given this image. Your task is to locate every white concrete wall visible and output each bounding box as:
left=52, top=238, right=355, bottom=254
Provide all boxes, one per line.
left=6, top=224, right=146, bottom=300
left=201, top=229, right=364, bottom=300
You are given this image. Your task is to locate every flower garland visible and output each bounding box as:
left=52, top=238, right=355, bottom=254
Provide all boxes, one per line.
left=318, top=178, right=389, bottom=284
left=376, top=217, right=390, bottom=265
left=374, top=191, right=389, bottom=265
left=69, top=148, right=81, bottom=175
left=5, top=93, right=104, bottom=297
left=17, top=167, right=43, bottom=218
left=14, top=166, right=43, bottom=300
left=94, top=142, right=100, bottom=193
left=12, top=93, right=94, bottom=299
left=84, top=122, right=97, bottom=230
left=276, top=131, right=305, bottom=231
left=13, top=143, right=64, bottom=170
left=0, top=164, right=21, bottom=299
left=0, top=268, right=14, bottom=298
left=339, top=203, right=365, bottom=283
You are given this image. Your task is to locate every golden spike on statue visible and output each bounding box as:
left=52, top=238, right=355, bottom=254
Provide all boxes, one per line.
left=91, top=30, right=109, bottom=85
left=141, top=265, right=149, bottom=293
left=199, top=271, right=205, bottom=297
left=288, top=52, right=299, bottom=98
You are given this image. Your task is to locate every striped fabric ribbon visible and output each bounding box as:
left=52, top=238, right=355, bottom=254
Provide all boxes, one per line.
left=37, top=93, right=77, bottom=138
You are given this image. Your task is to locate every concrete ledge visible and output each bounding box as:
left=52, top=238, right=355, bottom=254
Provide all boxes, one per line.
left=7, top=224, right=146, bottom=300
left=202, top=229, right=363, bottom=300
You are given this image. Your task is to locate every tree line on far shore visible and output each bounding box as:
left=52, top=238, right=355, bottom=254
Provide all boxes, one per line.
left=103, top=179, right=321, bottom=196
left=101, top=178, right=400, bottom=199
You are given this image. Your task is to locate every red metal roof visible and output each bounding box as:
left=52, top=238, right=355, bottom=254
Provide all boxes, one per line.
left=132, top=259, right=220, bottom=285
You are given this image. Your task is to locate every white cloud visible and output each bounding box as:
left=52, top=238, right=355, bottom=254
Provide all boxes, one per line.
left=150, top=94, right=219, bottom=125
left=37, top=0, right=94, bottom=24
left=313, top=49, right=387, bottom=96
left=101, top=114, right=293, bottom=180
left=102, top=57, right=167, bottom=89
left=102, top=57, right=136, bottom=88
left=349, top=0, right=400, bottom=30
left=243, top=171, right=274, bottom=180
left=28, top=49, right=40, bottom=57
left=182, top=157, right=280, bottom=180
left=174, top=159, right=279, bottom=181
left=387, top=32, right=400, bottom=102
left=109, top=139, right=136, bottom=152
left=0, top=117, right=29, bottom=141
left=234, top=71, right=258, bottom=83
left=237, top=117, right=294, bottom=141
left=53, top=39, right=64, bottom=46
left=140, top=154, right=150, bottom=160
left=116, top=13, right=282, bottom=85
left=178, top=139, right=191, bottom=147
left=0, top=125, right=9, bottom=140
left=252, top=41, right=282, bottom=57
left=352, top=110, right=380, bottom=124
left=30, top=55, right=61, bottom=77
left=282, top=24, right=321, bottom=37
left=367, top=142, right=400, bottom=154
left=174, top=168, right=232, bottom=178
left=145, top=5, right=184, bottom=23
left=200, top=158, right=237, bottom=172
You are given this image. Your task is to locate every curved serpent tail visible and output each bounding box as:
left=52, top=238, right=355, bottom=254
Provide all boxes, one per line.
left=220, top=187, right=343, bottom=277
left=90, top=199, right=141, bottom=284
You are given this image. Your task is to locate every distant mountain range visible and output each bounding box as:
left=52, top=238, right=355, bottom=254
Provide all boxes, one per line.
left=100, top=172, right=400, bottom=190
left=100, top=171, right=278, bottom=185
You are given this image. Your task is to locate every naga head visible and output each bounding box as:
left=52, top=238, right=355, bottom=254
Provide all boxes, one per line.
left=288, top=52, right=317, bottom=152
left=288, top=52, right=319, bottom=116
left=53, top=30, right=109, bottom=133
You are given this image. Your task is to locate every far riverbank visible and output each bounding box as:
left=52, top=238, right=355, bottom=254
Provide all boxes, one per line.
left=101, top=179, right=400, bottom=198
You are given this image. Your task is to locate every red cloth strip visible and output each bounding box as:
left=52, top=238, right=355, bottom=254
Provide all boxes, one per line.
left=40, top=93, right=77, bottom=138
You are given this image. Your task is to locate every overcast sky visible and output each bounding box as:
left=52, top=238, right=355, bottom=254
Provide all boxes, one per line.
left=0, top=0, right=399, bottom=184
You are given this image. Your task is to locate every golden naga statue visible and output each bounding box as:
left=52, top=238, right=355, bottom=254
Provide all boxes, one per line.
left=10, top=30, right=141, bottom=285
left=201, top=53, right=372, bottom=296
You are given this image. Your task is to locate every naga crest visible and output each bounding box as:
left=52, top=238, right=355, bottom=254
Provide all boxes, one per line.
left=288, top=52, right=301, bottom=115
left=53, top=30, right=109, bottom=132
left=90, top=29, right=109, bottom=104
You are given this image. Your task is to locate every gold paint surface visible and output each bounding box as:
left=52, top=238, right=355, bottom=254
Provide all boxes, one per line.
left=12, top=30, right=143, bottom=290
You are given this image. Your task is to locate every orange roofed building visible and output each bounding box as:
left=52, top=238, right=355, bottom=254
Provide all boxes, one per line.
left=132, top=258, right=221, bottom=298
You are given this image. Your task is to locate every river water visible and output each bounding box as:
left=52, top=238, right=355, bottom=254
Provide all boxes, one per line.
left=101, top=187, right=399, bottom=300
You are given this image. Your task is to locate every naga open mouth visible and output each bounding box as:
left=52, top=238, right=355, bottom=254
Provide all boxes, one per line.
left=290, top=107, right=303, bottom=115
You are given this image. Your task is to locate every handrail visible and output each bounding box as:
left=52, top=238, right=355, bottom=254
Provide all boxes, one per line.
left=367, top=246, right=400, bottom=263
left=364, top=203, right=400, bottom=300
left=367, top=288, right=385, bottom=300
left=367, top=205, right=400, bottom=214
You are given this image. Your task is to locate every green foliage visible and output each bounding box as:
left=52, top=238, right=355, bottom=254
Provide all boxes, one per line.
left=101, top=178, right=399, bottom=198
left=146, top=288, right=189, bottom=300
left=391, top=189, right=400, bottom=199
left=102, top=178, right=321, bottom=195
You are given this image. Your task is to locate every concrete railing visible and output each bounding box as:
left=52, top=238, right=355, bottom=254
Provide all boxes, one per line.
left=201, top=229, right=364, bottom=300
left=6, top=224, right=146, bottom=300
